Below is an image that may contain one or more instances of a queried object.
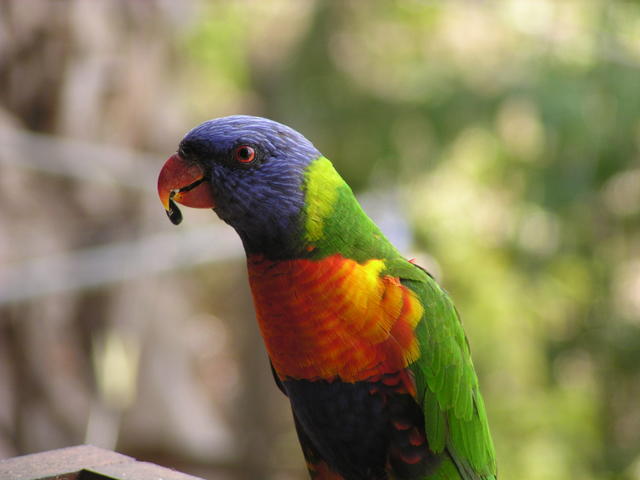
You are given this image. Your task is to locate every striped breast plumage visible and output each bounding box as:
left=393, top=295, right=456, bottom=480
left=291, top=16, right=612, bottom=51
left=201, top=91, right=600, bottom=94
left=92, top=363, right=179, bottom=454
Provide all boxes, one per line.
left=247, top=253, right=424, bottom=383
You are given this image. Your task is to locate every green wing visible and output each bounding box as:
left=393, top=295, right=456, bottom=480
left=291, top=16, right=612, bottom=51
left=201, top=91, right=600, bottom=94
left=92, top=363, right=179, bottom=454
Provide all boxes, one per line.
left=395, top=261, right=497, bottom=480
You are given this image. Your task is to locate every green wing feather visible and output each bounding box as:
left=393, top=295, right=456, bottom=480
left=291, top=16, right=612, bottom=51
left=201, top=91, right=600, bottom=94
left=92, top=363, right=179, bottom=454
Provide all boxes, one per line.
left=400, top=267, right=497, bottom=480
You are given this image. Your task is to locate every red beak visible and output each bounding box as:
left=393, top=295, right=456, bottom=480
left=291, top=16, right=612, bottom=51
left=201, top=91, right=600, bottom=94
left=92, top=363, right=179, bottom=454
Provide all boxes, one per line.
left=157, top=153, right=215, bottom=224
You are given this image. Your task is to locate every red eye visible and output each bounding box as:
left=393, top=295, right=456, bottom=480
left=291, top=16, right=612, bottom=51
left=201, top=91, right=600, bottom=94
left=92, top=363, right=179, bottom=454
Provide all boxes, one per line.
left=234, top=145, right=255, bottom=164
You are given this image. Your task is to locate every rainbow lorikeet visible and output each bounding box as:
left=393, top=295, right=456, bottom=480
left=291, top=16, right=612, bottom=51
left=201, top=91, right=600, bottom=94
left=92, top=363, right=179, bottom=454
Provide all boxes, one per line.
left=157, top=116, right=497, bottom=480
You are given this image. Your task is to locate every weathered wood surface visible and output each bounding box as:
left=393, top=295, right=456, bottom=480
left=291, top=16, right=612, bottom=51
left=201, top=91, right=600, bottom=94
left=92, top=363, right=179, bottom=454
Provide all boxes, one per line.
left=0, top=445, right=205, bottom=480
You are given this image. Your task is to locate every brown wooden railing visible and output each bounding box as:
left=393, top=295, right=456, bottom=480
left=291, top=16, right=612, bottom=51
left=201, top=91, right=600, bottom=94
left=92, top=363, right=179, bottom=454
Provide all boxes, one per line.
left=0, top=445, right=204, bottom=480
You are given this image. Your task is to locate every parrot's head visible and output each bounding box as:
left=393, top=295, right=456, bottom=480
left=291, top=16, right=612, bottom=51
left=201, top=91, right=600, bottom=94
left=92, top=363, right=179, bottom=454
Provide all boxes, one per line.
left=157, top=115, right=321, bottom=256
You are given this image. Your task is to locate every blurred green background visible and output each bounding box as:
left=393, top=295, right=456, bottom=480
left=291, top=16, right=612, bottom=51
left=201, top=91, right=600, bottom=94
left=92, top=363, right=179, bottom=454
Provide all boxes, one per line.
left=1, top=1, right=640, bottom=479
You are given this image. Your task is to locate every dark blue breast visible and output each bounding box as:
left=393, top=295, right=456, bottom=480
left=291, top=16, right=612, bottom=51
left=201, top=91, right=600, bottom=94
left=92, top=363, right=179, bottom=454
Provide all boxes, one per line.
left=283, top=375, right=441, bottom=480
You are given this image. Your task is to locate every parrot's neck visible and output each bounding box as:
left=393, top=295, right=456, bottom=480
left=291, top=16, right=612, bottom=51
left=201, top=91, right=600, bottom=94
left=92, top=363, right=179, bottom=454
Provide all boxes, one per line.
left=298, top=157, right=401, bottom=263
left=235, top=219, right=306, bottom=260
left=234, top=156, right=400, bottom=262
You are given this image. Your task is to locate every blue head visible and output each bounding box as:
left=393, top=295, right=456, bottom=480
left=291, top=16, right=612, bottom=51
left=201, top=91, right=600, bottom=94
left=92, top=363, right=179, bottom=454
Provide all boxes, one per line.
left=158, top=115, right=321, bottom=258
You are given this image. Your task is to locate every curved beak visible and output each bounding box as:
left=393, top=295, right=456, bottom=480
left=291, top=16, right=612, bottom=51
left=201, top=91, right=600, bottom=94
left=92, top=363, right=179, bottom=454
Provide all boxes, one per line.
left=157, top=153, right=215, bottom=225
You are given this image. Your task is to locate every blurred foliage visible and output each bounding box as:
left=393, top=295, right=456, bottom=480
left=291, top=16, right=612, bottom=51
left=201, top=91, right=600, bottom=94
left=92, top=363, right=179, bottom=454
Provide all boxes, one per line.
left=2, top=1, right=640, bottom=479
left=182, top=1, right=640, bottom=479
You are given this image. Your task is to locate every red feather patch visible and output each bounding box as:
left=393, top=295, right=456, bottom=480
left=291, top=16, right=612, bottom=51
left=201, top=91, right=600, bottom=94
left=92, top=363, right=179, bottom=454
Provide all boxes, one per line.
left=247, top=254, right=423, bottom=382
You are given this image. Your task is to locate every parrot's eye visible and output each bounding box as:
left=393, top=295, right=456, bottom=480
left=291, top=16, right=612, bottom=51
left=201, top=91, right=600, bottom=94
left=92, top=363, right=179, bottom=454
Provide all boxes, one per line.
left=234, top=145, right=256, bottom=164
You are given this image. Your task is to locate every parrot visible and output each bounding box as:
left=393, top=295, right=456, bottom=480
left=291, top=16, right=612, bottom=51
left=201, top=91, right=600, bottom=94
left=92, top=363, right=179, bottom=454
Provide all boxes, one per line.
left=157, top=115, right=497, bottom=480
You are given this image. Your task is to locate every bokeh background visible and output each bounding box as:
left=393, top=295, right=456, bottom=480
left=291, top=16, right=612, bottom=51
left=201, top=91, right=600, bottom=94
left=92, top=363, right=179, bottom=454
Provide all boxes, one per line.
left=1, top=1, right=640, bottom=479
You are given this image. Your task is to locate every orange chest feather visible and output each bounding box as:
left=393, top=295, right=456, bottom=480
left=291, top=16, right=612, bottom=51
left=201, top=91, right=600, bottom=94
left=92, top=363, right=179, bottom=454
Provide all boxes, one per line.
left=247, top=254, right=423, bottom=382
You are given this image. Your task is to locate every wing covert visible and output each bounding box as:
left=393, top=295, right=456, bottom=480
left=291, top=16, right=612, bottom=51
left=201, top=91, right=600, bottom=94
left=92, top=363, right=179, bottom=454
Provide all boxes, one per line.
left=398, top=265, right=497, bottom=480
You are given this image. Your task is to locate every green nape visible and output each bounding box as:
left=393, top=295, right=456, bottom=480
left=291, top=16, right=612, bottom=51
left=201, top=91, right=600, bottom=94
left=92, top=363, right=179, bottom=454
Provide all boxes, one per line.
left=302, top=157, right=418, bottom=279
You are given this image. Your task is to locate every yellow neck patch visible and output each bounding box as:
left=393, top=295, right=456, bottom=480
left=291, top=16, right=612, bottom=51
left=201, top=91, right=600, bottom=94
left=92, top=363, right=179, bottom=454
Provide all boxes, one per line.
left=303, top=157, right=344, bottom=243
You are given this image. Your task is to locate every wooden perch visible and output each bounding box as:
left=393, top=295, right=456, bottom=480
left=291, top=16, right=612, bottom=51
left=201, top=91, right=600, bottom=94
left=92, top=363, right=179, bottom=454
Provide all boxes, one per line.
left=0, top=445, right=205, bottom=480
